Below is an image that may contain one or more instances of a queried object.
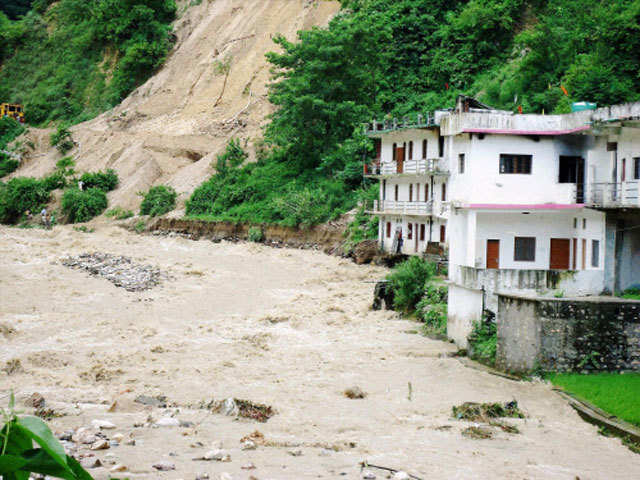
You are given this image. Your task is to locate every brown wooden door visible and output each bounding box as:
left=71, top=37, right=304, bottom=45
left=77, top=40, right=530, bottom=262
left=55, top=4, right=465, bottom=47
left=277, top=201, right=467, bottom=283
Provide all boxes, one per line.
left=572, top=238, right=577, bottom=269
left=439, top=225, right=446, bottom=243
left=550, top=238, right=570, bottom=270
left=395, top=147, right=405, bottom=173
left=486, top=240, right=500, bottom=269
left=582, top=238, right=586, bottom=270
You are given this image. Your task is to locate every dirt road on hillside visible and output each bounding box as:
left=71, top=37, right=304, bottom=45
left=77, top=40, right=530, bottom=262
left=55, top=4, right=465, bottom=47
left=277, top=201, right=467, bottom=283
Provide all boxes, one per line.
left=1, top=226, right=638, bottom=479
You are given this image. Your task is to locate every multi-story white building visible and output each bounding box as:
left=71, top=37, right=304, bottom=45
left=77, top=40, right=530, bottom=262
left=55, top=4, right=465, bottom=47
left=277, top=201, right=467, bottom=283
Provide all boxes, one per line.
left=366, top=96, right=640, bottom=347
left=364, top=113, right=450, bottom=255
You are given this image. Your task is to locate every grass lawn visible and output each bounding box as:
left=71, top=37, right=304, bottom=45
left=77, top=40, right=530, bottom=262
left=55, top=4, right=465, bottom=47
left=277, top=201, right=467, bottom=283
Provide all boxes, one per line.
left=547, top=373, right=640, bottom=427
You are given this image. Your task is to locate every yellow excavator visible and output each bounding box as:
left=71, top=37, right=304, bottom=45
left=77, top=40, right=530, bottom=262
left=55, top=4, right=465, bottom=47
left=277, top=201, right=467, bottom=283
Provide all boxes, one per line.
left=0, top=103, right=25, bottom=123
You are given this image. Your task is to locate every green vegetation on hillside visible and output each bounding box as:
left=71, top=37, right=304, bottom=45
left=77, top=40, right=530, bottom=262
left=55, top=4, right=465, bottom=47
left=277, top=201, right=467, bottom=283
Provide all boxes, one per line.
left=547, top=373, right=640, bottom=427
left=0, top=0, right=177, bottom=125
left=186, top=0, right=640, bottom=227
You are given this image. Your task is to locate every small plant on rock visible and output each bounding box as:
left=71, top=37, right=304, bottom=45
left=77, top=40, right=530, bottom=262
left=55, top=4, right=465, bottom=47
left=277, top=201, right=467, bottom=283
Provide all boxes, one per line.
left=248, top=226, right=264, bottom=243
left=50, top=125, right=74, bottom=154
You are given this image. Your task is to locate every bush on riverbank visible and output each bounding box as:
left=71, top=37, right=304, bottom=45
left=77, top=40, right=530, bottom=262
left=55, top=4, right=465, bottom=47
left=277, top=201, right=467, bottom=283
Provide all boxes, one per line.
left=0, top=176, right=50, bottom=224
left=61, top=187, right=107, bottom=223
left=386, top=256, right=436, bottom=313
left=140, top=185, right=177, bottom=217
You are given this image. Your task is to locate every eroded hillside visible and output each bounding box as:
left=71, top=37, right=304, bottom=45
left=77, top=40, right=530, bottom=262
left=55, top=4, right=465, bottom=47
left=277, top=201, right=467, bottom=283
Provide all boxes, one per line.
left=11, top=0, right=340, bottom=212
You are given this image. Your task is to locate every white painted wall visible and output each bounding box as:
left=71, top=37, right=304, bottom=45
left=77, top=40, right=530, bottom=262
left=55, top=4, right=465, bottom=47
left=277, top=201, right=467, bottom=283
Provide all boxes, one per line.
left=447, top=284, right=483, bottom=348
left=448, top=134, right=587, bottom=205
left=379, top=215, right=446, bottom=254
left=473, top=209, right=605, bottom=270
left=378, top=128, right=441, bottom=164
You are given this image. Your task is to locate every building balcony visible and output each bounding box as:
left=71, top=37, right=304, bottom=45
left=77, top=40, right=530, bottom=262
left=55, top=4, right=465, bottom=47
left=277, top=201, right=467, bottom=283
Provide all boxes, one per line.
left=364, top=158, right=448, bottom=178
left=586, top=182, right=640, bottom=209
left=366, top=200, right=450, bottom=218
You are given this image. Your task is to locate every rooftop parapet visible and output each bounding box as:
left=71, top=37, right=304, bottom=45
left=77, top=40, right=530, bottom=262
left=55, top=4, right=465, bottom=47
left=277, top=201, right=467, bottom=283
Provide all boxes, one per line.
left=440, top=101, right=640, bottom=136
left=364, top=112, right=442, bottom=135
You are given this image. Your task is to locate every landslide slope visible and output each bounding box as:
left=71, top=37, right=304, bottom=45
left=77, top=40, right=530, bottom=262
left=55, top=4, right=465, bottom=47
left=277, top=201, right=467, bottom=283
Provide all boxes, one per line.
left=13, top=0, right=339, bottom=212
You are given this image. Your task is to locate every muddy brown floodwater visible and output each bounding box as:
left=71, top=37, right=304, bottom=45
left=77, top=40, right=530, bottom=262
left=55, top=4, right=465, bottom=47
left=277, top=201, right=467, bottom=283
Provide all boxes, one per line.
left=1, top=225, right=639, bottom=479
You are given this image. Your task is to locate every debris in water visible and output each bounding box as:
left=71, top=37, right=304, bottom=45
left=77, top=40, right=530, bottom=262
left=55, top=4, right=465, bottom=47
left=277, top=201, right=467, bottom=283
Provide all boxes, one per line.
left=452, top=401, right=524, bottom=422
left=61, top=252, right=167, bottom=291
left=344, top=386, right=367, bottom=399
left=3, top=358, right=24, bottom=375
left=135, top=394, right=168, bottom=407
left=212, top=398, right=275, bottom=422
left=461, top=426, right=493, bottom=439
left=490, top=421, right=520, bottom=434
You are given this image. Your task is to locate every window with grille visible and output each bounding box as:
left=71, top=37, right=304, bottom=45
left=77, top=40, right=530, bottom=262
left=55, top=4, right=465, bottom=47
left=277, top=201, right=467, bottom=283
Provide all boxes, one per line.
left=500, top=154, right=532, bottom=174
left=514, top=237, right=536, bottom=261
left=634, top=158, right=640, bottom=180
left=458, top=154, right=465, bottom=174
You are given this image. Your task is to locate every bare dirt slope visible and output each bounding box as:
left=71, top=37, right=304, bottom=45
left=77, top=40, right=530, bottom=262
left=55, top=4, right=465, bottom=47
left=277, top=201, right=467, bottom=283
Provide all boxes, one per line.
left=1, top=225, right=639, bottom=479
left=12, top=0, right=340, bottom=212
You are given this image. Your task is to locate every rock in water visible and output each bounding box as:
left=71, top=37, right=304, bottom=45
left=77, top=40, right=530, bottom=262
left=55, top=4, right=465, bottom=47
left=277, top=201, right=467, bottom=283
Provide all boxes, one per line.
left=362, top=471, right=376, bottom=479
left=152, top=461, right=176, bottom=471
left=90, top=439, right=110, bottom=450
left=155, top=417, right=180, bottom=427
left=393, top=472, right=410, bottom=480
left=80, top=458, right=102, bottom=469
left=91, top=419, right=116, bottom=430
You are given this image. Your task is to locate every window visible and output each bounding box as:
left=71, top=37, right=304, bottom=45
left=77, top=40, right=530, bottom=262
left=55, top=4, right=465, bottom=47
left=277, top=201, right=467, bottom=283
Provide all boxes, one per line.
left=438, top=136, right=445, bottom=157
left=420, top=224, right=426, bottom=241
left=592, top=240, right=600, bottom=267
left=439, top=225, right=446, bottom=243
left=514, top=237, right=536, bottom=262
left=374, top=139, right=381, bottom=160
left=422, top=140, right=428, bottom=159
left=458, top=154, right=465, bottom=174
left=635, top=158, right=640, bottom=180
left=622, top=158, right=627, bottom=182
left=409, top=184, right=413, bottom=202
left=408, top=141, right=413, bottom=160
left=573, top=218, right=577, bottom=229
left=424, top=183, right=429, bottom=200
left=559, top=156, right=582, bottom=183
left=583, top=218, right=586, bottom=229
left=500, top=154, right=532, bottom=174
left=386, top=222, right=391, bottom=238
left=394, top=185, right=398, bottom=201
left=441, top=183, right=446, bottom=201
left=416, top=183, right=420, bottom=201
left=382, top=180, right=386, bottom=200
left=607, top=142, right=618, bottom=152
left=408, top=223, right=413, bottom=240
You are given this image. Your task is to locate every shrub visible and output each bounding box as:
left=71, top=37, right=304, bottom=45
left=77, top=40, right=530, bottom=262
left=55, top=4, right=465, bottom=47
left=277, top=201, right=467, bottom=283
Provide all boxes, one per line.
left=0, top=152, right=19, bottom=177
left=50, top=125, right=74, bottom=154
left=386, top=257, right=436, bottom=313
left=0, top=177, right=50, bottom=224
left=140, top=185, right=177, bottom=217
left=61, top=187, right=107, bottom=223
left=41, top=170, right=67, bottom=191
left=56, top=156, right=75, bottom=170
left=0, top=116, right=25, bottom=150
left=80, top=169, right=118, bottom=192
left=106, top=206, right=134, bottom=220
left=468, top=318, right=497, bottom=366
left=248, top=226, right=264, bottom=242
left=416, top=298, right=447, bottom=335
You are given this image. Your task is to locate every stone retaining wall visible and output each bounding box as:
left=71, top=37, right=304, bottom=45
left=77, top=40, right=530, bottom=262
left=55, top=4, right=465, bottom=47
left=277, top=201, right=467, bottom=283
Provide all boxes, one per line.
left=497, top=294, right=640, bottom=373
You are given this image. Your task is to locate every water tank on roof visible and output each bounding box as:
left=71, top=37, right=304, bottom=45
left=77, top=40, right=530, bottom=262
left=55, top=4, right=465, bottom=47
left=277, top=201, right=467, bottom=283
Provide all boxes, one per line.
left=571, top=101, right=597, bottom=112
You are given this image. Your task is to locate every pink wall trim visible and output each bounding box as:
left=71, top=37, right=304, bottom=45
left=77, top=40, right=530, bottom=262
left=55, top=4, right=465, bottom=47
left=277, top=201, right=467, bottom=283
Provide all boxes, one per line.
left=463, top=126, right=590, bottom=136
left=466, top=203, right=585, bottom=210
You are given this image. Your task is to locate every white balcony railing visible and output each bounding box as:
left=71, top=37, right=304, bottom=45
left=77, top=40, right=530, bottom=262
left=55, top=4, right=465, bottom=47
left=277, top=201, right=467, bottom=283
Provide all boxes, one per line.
left=371, top=158, right=448, bottom=176
left=367, top=200, right=451, bottom=217
left=371, top=200, right=433, bottom=215
left=587, top=181, right=640, bottom=208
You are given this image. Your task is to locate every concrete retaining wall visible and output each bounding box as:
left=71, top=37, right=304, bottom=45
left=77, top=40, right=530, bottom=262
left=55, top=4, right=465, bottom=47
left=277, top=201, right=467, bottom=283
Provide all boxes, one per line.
left=497, top=294, right=640, bottom=373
